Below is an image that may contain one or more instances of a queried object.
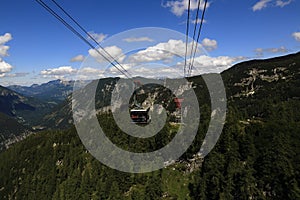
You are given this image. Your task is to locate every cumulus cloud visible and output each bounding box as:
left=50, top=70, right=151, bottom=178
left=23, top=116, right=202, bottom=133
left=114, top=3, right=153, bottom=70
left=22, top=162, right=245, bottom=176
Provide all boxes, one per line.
left=79, top=67, right=103, bottom=74
left=201, top=38, right=217, bottom=51
left=123, top=37, right=154, bottom=42
left=0, top=33, right=12, bottom=45
left=173, top=55, right=246, bottom=76
left=128, top=65, right=181, bottom=78
left=292, top=32, right=300, bottom=42
left=128, top=39, right=201, bottom=63
left=0, top=58, right=13, bottom=77
left=191, top=55, right=244, bottom=73
left=40, top=66, right=77, bottom=79
left=107, top=63, right=133, bottom=74
left=70, top=54, right=85, bottom=62
left=87, top=32, right=107, bottom=43
left=254, top=46, right=288, bottom=56
left=0, top=45, right=10, bottom=57
left=252, top=0, right=293, bottom=11
left=116, top=55, right=245, bottom=78
left=0, top=33, right=12, bottom=57
left=75, top=67, right=106, bottom=80
left=88, top=45, right=126, bottom=63
left=0, top=33, right=13, bottom=77
left=163, top=0, right=210, bottom=16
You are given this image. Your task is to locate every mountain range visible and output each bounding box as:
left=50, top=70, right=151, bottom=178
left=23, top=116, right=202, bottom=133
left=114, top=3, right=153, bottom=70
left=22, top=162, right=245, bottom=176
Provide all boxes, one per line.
left=0, top=52, right=299, bottom=199
left=0, top=80, right=74, bottom=150
left=8, top=79, right=74, bottom=104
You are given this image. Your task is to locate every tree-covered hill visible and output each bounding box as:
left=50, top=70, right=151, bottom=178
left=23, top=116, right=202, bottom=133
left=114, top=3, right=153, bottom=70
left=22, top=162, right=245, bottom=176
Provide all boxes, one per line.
left=0, top=85, right=55, bottom=126
left=0, top=86, right=53, bottom=150
left=0, top=102, right=299, bottom=199
left=0, top=112, right=29, bottom=151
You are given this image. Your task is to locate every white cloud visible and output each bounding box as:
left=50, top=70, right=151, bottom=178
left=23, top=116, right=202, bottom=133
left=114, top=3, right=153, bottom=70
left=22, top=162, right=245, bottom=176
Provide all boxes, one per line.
left=40, top=66, right=77, bottom=79
left=129, top=48, right=173, bottom=63
left=88, top=45, right=125, bottom=63
left=109, top=63, right=132, bottom=71
left=104, top=63, right=136, bottom=79
left=252, top=0, right=272, bottom=11
left=252, top=0, right=293, bottom=11
left=254, top=46, right=288, bottom=56
left=0, top=45, right=10, bottom=57
left=123, top=37, right=154, bottom=42
left=79, top=67, right=103, bottom=74
left=128, top=39, right=201, bottom=63
left=70, top=54, right=85, bottom=62
left=0, top=33, right=14, bottom=77
left=117, top=55, right=245, bottom=78
left=0, top=58, right=13, bottom=77
left=201, top=38, right=217, bottom=51
left=186, top=55, right=245, bottom=74
left=129, top=65, right=181, bottom=78
left=194, top=55, right=238, bottom=68
left=87, top=32, right=107, bottom=43
left=191, top=18, right=207, bottom=24
left=41, top=66, right=77, bottom=75
left=292, top=32, right=300, bottom=42
left=75, top=67, right=105, bottom=80
left=0, top=33, right=13, bottom=57
left=0, top=33, right=12, bottom=45
left=163, top=0, right=210, bottom=16
left=276, top=0, right=293, bottom=7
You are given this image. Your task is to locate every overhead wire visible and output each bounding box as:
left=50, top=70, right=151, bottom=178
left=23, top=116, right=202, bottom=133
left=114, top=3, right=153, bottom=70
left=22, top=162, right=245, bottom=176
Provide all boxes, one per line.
left=35, top=0, right=132, bottom=79
left=187, top=0, right=202, bottom=76
left=50, top=0, right=132, bottom=78
left=36, top=0, right=208, bottom=79
left=183, top=0, right=191, bottom=77
left=188, top=0, right=208, bottom=77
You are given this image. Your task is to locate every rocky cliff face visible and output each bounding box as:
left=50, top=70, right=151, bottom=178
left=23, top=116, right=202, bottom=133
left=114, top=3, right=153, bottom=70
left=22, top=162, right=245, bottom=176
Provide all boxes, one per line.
left=222, top=52, right=300, bottom=101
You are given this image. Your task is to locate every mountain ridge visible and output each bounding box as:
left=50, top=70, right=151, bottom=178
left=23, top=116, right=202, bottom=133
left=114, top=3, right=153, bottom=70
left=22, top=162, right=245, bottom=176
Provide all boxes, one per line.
left=0, top=51, right=299, bottom=199
left=8, top=79, right=74, bottom=104
left=40, top=51, right=300, bottom=130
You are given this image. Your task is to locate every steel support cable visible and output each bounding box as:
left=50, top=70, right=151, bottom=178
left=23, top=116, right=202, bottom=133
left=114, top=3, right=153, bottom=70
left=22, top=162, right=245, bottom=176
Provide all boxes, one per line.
left=183, top=0, right=191, bottom=77
left=35, top=0, right=132, bottom=79
left=50, top=0, right=132, bottom=77
left=187, top=0, right=202, bottom=76
left=188, top=0, right=208, bottom=77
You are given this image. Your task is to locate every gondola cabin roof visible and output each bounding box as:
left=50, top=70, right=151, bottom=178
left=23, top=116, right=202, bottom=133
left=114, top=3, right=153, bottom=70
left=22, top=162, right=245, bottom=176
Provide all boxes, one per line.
left=130, top=107, right=151, bottom=124
left=130, top=107, right=150, bottom=112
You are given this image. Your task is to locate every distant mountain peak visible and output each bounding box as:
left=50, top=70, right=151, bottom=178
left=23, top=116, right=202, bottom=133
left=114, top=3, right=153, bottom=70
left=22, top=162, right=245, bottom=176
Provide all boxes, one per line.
left=8, top=79, right=74, bottom=103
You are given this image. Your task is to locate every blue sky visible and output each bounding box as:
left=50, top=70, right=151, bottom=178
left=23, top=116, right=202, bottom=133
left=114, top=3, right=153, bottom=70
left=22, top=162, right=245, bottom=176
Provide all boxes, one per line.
left=0, top=0, right=300, bottom=86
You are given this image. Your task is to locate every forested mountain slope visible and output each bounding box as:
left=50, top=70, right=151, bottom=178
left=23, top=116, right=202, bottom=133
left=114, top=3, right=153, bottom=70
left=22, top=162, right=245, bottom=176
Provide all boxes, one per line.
left=0, top=52, right=299, bottom=199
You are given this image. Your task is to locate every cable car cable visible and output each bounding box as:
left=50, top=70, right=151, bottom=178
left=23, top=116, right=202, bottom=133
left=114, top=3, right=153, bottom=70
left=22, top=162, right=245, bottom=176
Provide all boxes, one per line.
left=50, top=0, right=132, bottom=78
left=183, top=0, right=191, bottom=77
left=187, top=0, right=202, bottom=76
left=35, top=0, right=132, bottom=80
left=188, top=0, right=208, bottom=76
